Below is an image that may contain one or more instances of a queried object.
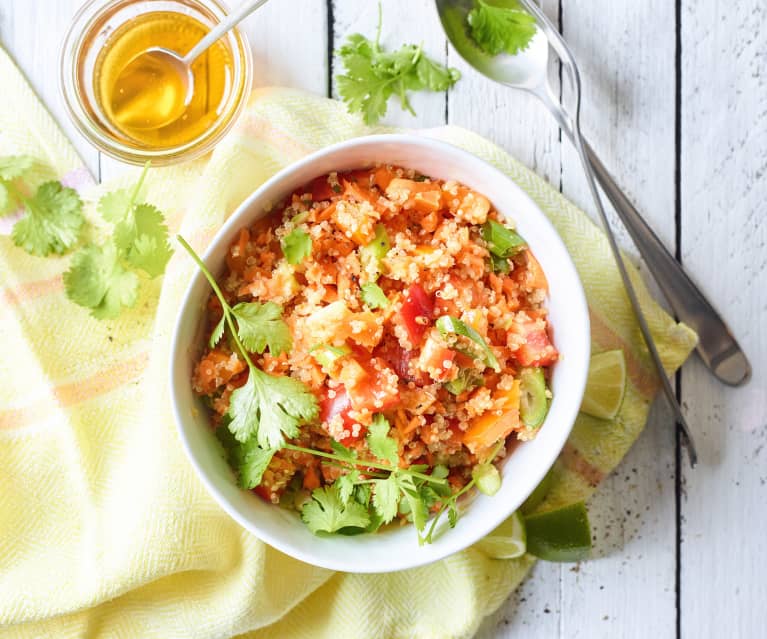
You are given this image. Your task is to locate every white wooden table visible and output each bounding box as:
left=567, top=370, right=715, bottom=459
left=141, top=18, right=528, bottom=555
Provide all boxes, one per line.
left=1, top=1, right=765, bottom=636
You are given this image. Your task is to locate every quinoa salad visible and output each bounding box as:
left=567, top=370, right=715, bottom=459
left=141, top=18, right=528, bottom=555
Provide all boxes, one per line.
left=186, top=165, right=558, bottom=542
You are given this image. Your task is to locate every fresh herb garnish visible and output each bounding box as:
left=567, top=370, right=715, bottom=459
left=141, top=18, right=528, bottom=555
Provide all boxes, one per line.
left=63, top=243, right=139, bottom=320
left=336, top=4, right=460, bottom=124
left=360, top=282, right=390, bottom=309
left=366, top=413, right=399, bottom=465
left=301, top=485, right=371, bottom=534
left=0, top=155, right=85, bottom=257
left=178, top=235, right=318, bottom=451
left=230, top=301, right=292, bottom=356
left=216, top=426, right=277, bottom=490
left=281, top=227, right=312, bottom=265
left=467, top=0, right=537, bottom=57
left=63, top=163, right=173, bottom=318
left=436, top=315, right=501, bottom=372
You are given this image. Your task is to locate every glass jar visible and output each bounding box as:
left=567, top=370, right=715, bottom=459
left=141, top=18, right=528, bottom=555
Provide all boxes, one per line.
left=60, top=0, right=252, bottom=165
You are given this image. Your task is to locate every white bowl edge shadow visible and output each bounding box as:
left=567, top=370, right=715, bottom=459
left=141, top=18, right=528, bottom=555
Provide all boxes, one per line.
left=169, top=134, right=591, bottom=573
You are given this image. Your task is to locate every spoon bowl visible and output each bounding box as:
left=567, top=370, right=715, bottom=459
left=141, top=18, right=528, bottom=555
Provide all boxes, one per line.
left=109, top=47, right=193, bottom=130
left=436, top=0, right=548, bottom=89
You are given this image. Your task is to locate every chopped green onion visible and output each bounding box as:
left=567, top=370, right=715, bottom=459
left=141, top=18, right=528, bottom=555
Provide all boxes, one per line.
left=472, top=462, right=501, bottom=496
left=489, top=253, right=511, bottom=273
left=436, top=315, right=501, bottom=372
left=360, top=224, right=390, bottom=279
left=481, top=219, right=526, bottom=258
left=444, top=367, right=484, bottom=395
left=519, top=367, right=549, bottom=429
left=309, top=342, right=352, bottom=368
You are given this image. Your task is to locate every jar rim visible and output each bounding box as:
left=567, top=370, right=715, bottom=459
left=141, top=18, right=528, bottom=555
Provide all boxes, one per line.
left=59, top=0, right=253, bottom=166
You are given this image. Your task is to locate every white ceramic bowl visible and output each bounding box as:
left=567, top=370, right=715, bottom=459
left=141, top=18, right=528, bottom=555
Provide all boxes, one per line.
left=170, top=134, right=590, bottom=573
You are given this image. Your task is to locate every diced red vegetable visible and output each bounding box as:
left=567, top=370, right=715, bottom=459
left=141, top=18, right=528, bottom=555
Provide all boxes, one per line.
left=512, top=319, right=558, bottom=367
left=399, top=284, right=434, bottom=345
left=310, top=176, right=335, bottom=201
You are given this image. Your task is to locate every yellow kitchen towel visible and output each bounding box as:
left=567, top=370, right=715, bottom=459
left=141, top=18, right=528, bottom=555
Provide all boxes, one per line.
left=0, top=46, right=696, bottom=639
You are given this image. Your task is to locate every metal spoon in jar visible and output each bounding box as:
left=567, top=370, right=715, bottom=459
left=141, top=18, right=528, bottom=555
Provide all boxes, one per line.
left=111, top=0, right=270, bottom=131
left=435, top=0, right=751, bottom=390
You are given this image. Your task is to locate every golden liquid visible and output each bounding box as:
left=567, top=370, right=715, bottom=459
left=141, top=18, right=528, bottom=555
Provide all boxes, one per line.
left=94, top=11, right=234, bottom=148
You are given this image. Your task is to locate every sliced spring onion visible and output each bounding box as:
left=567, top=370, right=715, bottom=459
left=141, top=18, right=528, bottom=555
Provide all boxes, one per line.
left=481, top=219, right=527, bottom=258
left=519, top=367, right=549, bottom=429
left=489, top=253, right=511, bottom=273
left=436, top=315, right=501, bottom=372
left=360, top=224, right=390, bottom=279
left=309, top=342, right=352, bottom=368
left=472, top=462, right=501, bottom=496
left=444, top=367, right=484, bottom=395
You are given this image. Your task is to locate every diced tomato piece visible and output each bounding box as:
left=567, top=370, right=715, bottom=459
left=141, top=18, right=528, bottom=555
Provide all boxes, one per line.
left=374, top=338, right=431, bottom=387
left=512, top=319, right=558, bottom=367
left=310, top=176, right=335, bottom=201
left=345, top=357, right=400, bottom=413
left=399, top=284, right=434, bottom=346
left=252, top=485, right=272, bottom=502
left=319, top=386, right=365, bottom=445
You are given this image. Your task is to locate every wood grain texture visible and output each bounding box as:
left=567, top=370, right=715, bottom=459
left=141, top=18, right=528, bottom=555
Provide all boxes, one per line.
left=1, top=0, right=766, bottom=635
left=679, top=1, right=767, bottom=637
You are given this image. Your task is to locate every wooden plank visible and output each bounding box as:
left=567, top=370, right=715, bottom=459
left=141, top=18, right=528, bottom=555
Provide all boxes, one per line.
left=446, top=0, right=562, bottom=186
left=679, top=1, right=767, bottom=636
left=449, top=3, right=562, bottom=636
left=556, top=0, right=679, bottom=635
left=331, top=0, right=447, bottom=128
left=0, top=0, right=100, bottom=176
left=101, top=0, right=329, bottom=182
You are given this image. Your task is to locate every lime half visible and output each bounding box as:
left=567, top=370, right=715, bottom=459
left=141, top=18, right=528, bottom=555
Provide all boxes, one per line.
left=580, top=349, right=627, bottom=420
left=474, top=511, right=526, bottom=559
left=524, top=502, right=592, bottom=562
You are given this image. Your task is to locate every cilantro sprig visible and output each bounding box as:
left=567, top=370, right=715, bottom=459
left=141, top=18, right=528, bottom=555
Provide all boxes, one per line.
left=0, top=155, right=84, bottom=256
left=181, top=237, right=509, bottom=544
left=467, top=0, right=537, bottom=57
left=178, top=235, right=317, bottom=452
left=64, top=163, right=173, bottom=319
left=336, top=5, right=461, bottom=124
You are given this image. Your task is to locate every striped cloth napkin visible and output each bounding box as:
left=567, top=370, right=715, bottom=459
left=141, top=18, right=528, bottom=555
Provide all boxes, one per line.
left=0, top=46, right=696, bottom=639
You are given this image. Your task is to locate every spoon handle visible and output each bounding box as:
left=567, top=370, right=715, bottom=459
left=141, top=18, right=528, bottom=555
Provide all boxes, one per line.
left=183, top=0, right=271, bottom=65
left=583, top=144, right=751, bottom=387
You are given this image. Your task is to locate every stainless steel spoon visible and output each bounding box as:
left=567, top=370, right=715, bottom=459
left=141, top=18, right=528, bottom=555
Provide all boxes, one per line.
left=437, top=0, right=701, bottom=464
left=436, top=0, right=751, bottom=389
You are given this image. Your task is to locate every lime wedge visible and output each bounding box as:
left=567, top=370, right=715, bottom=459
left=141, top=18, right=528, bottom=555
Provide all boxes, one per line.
left=520, top=467, right=555, bottom=515
left=524, top=501, right=592, bottom=562
left=474, top=511, right=526, bottom=559
left=580, top=349, right=627, bottom=420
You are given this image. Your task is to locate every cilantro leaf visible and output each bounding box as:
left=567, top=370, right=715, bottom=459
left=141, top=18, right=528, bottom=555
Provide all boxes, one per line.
left=360, top=282, right=390, bottom=309
left=216, top=427, right=276, bottom=489
left=209, top=315, right=226, bottom=349
left=372, top=474, right=401, bottom=524
left=398, top=474, right=429, bottom=534
left=63, top=243, right=139, bottom=319
left=281, top=228, right=312, bottom=265
left=366, top=414, right=398, bottom=466
left=336, top=469, right=361, bottom=505
left=0, top=155, right=34, bottom=180
left=227, top=368, right=319, bottom=449
left=335, top=10, right=460, bottom=125
left=231, top=301, right=292, bottom=356
left=301, top=485, right=371, bottom=534
left=123, top=204, right=173, bottom=277
left=11, top=181, right=84, bottom=256
left=467, top=0, right=537, bottom=57
left=99, top=168, right=173, bottom=277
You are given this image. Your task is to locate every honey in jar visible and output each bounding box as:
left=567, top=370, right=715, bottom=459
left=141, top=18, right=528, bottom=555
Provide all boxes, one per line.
left=94, top=11, right=234, bottom=148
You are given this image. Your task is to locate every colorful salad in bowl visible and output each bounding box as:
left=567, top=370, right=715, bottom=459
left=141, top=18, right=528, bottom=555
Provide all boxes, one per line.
left=170, top=135, right=589, bottom=572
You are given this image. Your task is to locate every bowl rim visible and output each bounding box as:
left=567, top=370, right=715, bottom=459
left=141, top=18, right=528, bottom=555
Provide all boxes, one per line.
left=169, top=133, right=590, bottom=572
